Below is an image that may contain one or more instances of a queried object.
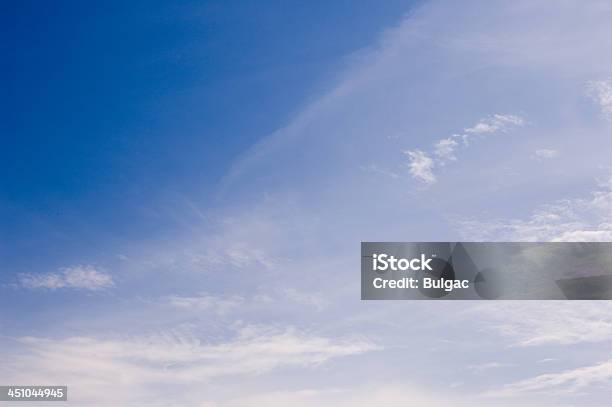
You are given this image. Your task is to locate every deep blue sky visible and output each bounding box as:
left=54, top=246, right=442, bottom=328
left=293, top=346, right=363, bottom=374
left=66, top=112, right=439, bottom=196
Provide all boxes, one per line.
left=2, top=0, right=415, bottom=271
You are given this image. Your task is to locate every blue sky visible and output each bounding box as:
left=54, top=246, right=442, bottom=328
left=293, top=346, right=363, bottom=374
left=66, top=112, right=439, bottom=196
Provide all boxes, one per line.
left=3, top=0, right=415, bottom=270
left=3, top=1, right=612, bottom=406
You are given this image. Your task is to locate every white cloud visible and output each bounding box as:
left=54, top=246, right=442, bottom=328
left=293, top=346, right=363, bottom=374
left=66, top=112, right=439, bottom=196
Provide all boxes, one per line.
left=464, top=114, right=525, bottom=135
left=18, top=265, right=113, bottom=291
left=486, top=359, right=612, bottom=397
left=532, top=149, right=559, bottom=160
left=587, top=80, right=612, bottom=118
left=406, top=114, right=525, bottom=183
left=405, top=150, right=436, bottom=184
left=434, top=138, right=459, bottom=161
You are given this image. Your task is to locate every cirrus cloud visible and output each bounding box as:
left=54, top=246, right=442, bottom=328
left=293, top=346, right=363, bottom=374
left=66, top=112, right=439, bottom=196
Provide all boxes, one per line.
left=17, top=265, right=113, bottom=291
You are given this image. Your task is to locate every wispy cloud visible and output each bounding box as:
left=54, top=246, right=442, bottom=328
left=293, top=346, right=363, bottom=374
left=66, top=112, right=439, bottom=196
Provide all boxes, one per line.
left=485, top=359, right=612, bottom=397
left=166, top=293, right=245, bottom=314
left=361, top=163, right=400, bottom=179
left=406, top=114, right=525, bottom=184
left=473, top=302, right=612, bottom=347
left=467, top=362, right=514, bottom=373
left=464, top=114, right=525, bottom=136
left=457, top=174, right=612, bottom=241
left=587, top=80, right=612, bottom=118
left=164, top=288, right=330, bottom=314
left=142, top=213, right=284, bottom=275
left=17, top=265, right=113, bottom=291
left=404, top=150, right=436, bottom=184
left=193, top=246, right=277, bottom=271
left=2, top=326, right=378, bottom=393
left=434, top=137, right=459, bottom=161
left=280, top=288, right=329, bottom=311
left=532, top=148, right=559, bottom=160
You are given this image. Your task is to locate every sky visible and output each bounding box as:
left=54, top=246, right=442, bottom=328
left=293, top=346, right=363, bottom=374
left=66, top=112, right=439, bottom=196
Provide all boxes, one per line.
left=2, top=0, right=612, bottom=406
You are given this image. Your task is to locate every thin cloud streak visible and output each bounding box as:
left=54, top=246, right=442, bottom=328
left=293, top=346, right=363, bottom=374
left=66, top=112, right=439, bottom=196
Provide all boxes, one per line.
left=484, top=359, right=612, bottom=397
left=17, top=265, right=113, bottom=291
